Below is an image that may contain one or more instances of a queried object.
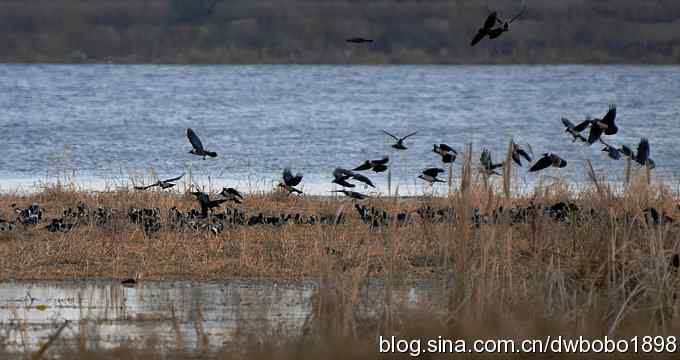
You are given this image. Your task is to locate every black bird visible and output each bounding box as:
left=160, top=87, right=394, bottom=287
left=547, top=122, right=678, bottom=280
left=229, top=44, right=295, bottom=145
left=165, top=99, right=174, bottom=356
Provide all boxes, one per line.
left=470, top=12, right=501, bottom=46
left=634, top=137, right=651, bottom=166
left=433, top=144, right=458, bottom=164
left=620, top=144, right=634, bottom=158
left=586, top=105, right=618, bottom=145
left=561, top=118, right=590, bottom=142
left=600, top=141, right=621, bottom=160
left=191, top=191, right=228, bottom=217
left=383, top=130, right=417, bottom=150
left=346, top=37, right=373, bottom=43
left=187, top=128, right=217, bottom=159
left=529, top=153, right=568, bottom=172
left=419, top=168, right=446, bottom=184
left=511, top=142, right=532, bottom=167
left=134, top=174, right=185, bottom=190
left=472, top=7, right=525, bottom=45
left=332, top=190, right=369, bottom=200
left=279, top=168, right=303, bottom=194
left=332, top=168, right=375, bottom=188
left=220, top=187, right=244, bottom=204
left=353, top=157, right=389, bottom=172
left=480, top=148, right=504, bottom=176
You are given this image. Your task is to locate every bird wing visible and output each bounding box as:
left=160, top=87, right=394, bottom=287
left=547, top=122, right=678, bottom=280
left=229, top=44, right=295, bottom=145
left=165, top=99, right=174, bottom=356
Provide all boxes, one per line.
left=573, top=119, right=591, bottom=132
left=225, top=188, right=244, bottom=199
left=401, top=131, right=418, bottom=141
left=351, top=173, right=375, bottom=188
left=512, top=152, right=522, bottom=166
left=636, top=138, right=650, bottom=163
left=423, top=168, right=444, bottom=177
left=602, top=105, right=616, bottom=125
left=470, top=29, right=488, bottom=46
left=439, top=143, right=454, bottom=152
left=382, top=130, right=399, bottom=141
left=517, top=148, right=532, bottom=162
left=508, top=6, right=526, bottom=24
left=290, top=173, right=303, bottom=187
left=333, top=168, right=354, bottom=180
left=283, top=168, right=294, bottom=185
left=561, top=118, right=575, bottom=130
left=529, top=155, right=553, bottom=172
left=162, top=173, right=185, bottom=183
left=187, top=128, right=204, bottom=151
left=587, top=124, right=603, bottom=144
left=371, top=156, right=389, bottom=165
left=353, top=161, right=373, bottom=171
left=480, top=149, right=492, bottom=168
left=483, top=12, right=498, bottom=30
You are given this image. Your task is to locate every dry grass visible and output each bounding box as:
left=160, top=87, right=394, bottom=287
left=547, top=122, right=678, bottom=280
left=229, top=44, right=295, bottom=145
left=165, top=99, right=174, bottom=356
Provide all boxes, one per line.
left=1, top=166, right=680, bottom=358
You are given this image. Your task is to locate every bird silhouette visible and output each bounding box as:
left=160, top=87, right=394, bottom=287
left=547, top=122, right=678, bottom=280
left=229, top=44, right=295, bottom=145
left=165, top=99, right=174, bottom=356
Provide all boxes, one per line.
left=471, top=7, right=525, bottom=46
left=187, top=128, right=217, bottom=159
left=586, top=105, right=618, bottom=145
left=480, top=148, right=504, bottom=176
left=191, top=190, right=228, bottom=217
left=561, top=118, right=590, bottom=142
left=529, top=153, right=567, bottom=172
left=383, top=130, right=417, bottom=150
left=279, top=168, right=303, bottom=194
left=134, top=174, right=184, bottom=190
left=433, top=144, right=458, bottom=163
left=332, top=168, right=375, bottom=188
left=220, top=187, right=244, bottom=204
left=419, top=168, right=446, bottom=184
left=353, top=157, right=389, bottom=172
left=346, top=37, right=373, bottom=43
left=332, top=190, right=369, bottom=200
left=511, top=142, right=532, bottom=167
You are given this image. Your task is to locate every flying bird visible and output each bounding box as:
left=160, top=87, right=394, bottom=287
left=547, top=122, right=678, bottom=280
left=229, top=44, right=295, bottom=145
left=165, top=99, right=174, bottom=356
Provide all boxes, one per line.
left=433, top=144, right=458, bottom=163
left=586, top=105, right=618, bottom=145
left=383, top=130, right=417, bottom=150
left=191, top=190, right=228, bottom=217
left=187, top=128, right=217, bottom=159
left=332, top=190, right=369, bottom=200
left=471, top=7, right=525, bottom=45
left=480, top=148, right=504, bottom=176
left=561, top=118, right=590, bottom=142
left=220, top=187, right=244, bottom=204
left=279, top=168, right=303, bottom=194
left=419, top=167, right=446, bottom=184
left=511, top=142, right=532, bottom=167
left=134, top=174, right=184, bottom=190
left=600, top=141, right=621, bottom=160
left=346, top=37, right=373, bottom=43
left=529, top=153, right=568, bottom=172
left=353, top=157, right=389, bottom=172
left=332, top=168, right=356, bottom=188
left=634, top=137, right=650, bottom=166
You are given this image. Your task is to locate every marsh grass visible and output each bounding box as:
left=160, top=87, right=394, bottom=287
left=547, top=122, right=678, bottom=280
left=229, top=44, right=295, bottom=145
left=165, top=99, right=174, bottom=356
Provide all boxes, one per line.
left=1, top=166, right=680, bottom=358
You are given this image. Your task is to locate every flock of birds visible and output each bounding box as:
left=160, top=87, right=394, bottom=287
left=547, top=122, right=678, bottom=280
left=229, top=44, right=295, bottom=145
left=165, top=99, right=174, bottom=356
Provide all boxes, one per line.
left=132, top=99, right=655, bottom=218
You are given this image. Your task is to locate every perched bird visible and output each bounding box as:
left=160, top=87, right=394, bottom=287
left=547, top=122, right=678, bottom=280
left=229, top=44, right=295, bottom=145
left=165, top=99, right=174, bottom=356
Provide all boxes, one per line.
left=220, top=187, right=244, bottom=204
left=134, top=174, right=184, bottom=190
left=187, top=128, right=217, bottom=159
left=419, top=168, right=446, bottom=184
left=353, top=157, right=389, bottom=172
left=191, top=191, right=228, bottom=217
left=529, top=153, right=568, bottom=172
left=433, top=144, right=457, bottom=163
left=480, top=148, right=504, bottom=176
left=346, top=37, right=373, bottom=43
left=279, top=168, right=303, bottom=194
left=332, top=190, right=369, bottom=200
left=511, top=142, right=532, bottom=167
left=383, top=130, right=417, bottom=150
left=561, top=118, right=590, bottom=142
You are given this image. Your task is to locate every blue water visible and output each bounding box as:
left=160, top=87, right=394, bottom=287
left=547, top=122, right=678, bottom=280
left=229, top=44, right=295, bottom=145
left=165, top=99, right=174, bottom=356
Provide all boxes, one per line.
left=1, top=65, right=679, bottom=194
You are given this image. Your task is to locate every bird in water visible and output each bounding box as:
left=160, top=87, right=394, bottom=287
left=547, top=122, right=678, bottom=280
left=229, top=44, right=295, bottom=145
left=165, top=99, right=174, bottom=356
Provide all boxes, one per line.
left=220, top=187, right=244, bottom=204
left=529, top=153, right=568, bottom=172
left=433, top=144, right=457, bottom=163
left=332, top=190, right=369, bottom=200
left=383, top=130, right=417, bottom=150
left=480, top=148, right=504, bottom=176
left=346, top=37, right=373, bottom=43
left=353, top=156, right=389, bottom=173
left=419, top=168, right=446, bottom=184
left=191, top=190, right=228, bottom=217
left=561, top=118, right=590, bottom=143
left=586, top=105, right=618, bottom=145
left=187, top=128, right=217, bottom=159
left=279, top=168, right=303, bottom=194
left=510, top=142, right=532, bottom=167
left=471, top=7, right=525, bottom=46
left=134, top=173, right=184, bottom=190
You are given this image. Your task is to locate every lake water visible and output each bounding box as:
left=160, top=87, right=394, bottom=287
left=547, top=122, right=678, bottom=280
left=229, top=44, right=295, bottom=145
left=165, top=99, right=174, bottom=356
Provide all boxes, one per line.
left=0, top=280, right=433, bottom=353
left=1, top=65, right=679, bottom=194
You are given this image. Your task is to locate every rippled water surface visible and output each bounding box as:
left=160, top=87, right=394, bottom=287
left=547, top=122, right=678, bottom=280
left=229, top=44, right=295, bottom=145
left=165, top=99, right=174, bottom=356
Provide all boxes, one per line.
left=1, top=65, right=679, bottom=193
